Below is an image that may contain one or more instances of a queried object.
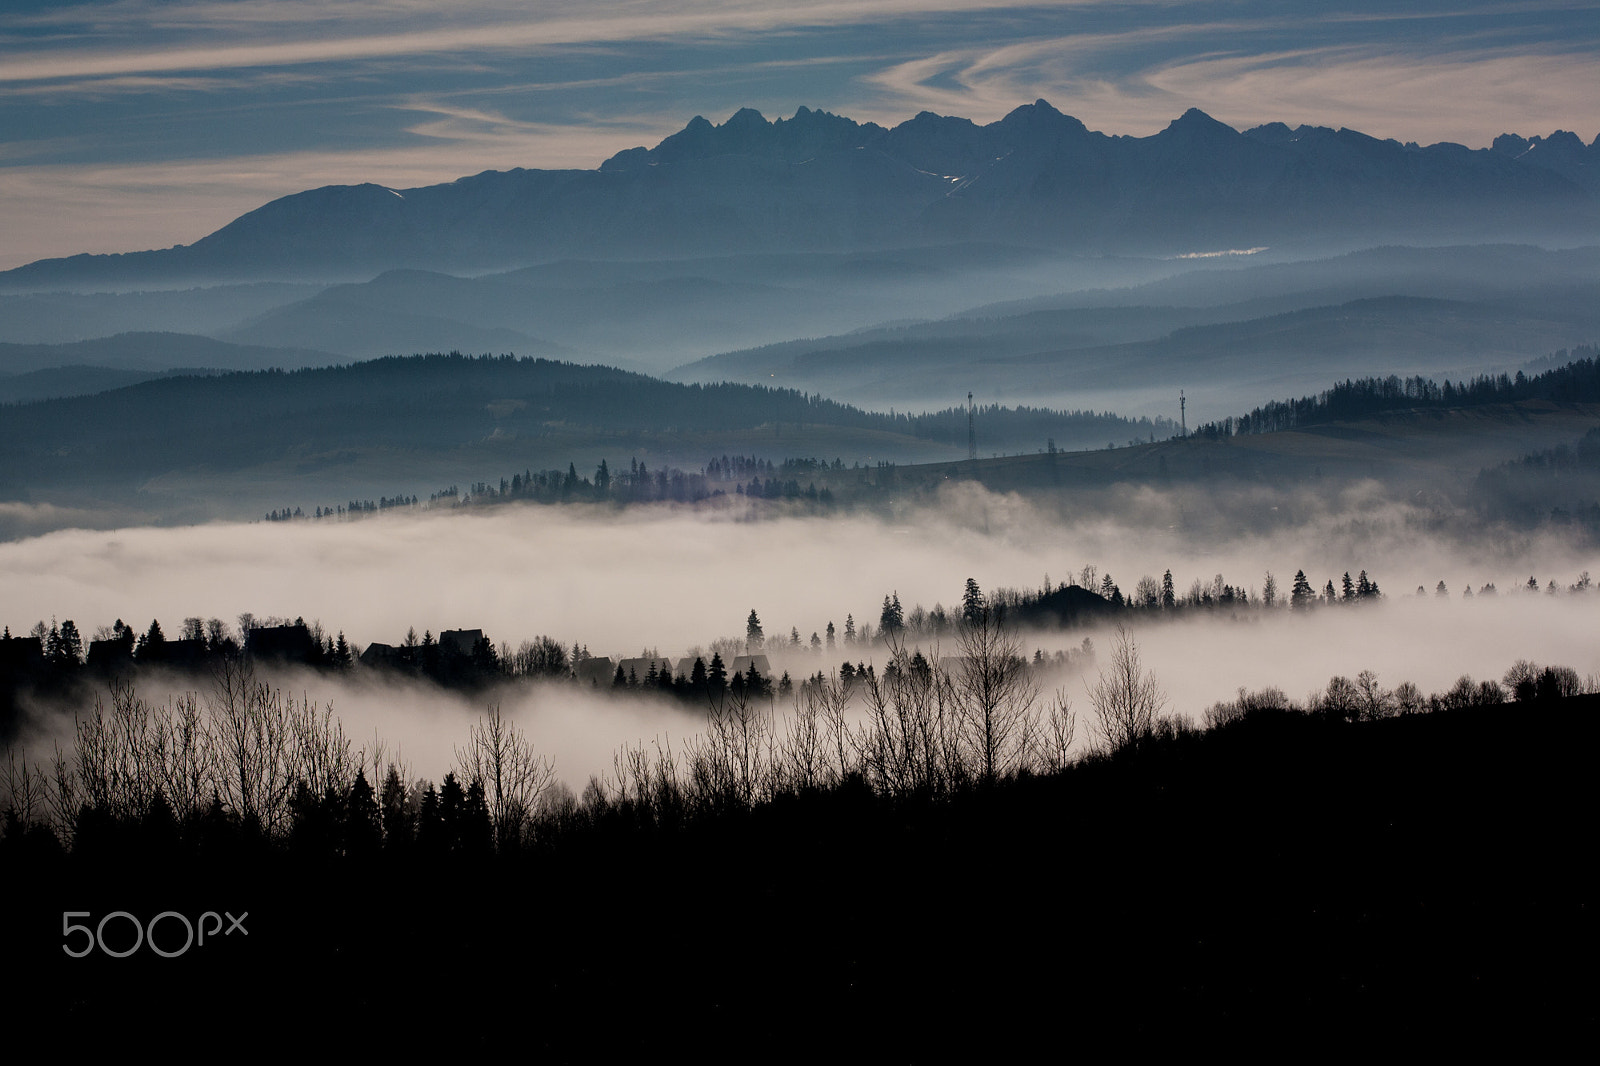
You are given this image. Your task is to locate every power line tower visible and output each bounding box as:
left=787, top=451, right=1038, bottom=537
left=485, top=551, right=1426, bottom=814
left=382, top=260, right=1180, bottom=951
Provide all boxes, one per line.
left=1180, top=390, right=1187, bottom=437
left=967, top=391, right=976, bottom=461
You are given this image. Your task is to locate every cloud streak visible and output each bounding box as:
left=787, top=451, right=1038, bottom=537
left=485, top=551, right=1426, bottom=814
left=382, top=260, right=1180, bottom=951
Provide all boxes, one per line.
left=2, top=0, right=1595, bottom=265
left=0, top=111, right=678, bottom=266
left=0, top=0, right=1102, bottom=83
left=864, top=34, right=1600, bottom=142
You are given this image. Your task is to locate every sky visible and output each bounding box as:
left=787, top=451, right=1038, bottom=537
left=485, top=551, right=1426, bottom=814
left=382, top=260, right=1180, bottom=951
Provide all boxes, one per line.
left=1, top=0, right=1597, bottom=269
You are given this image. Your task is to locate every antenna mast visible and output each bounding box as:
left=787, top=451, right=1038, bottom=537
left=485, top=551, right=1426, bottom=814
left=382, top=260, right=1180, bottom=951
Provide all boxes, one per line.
left=967, top=392, right=976, bottom=461
left=1180, top=390, right=1187, bottom=437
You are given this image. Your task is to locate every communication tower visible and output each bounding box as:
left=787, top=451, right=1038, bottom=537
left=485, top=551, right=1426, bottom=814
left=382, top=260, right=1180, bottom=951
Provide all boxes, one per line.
left=967, top=392, right=976, bottom=461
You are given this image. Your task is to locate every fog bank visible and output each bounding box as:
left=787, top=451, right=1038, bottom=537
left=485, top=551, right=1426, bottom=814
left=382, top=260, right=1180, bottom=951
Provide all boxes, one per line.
left=4, top=487, right=1596, bottom=785
left=2, top=487, right=1593, bottom=656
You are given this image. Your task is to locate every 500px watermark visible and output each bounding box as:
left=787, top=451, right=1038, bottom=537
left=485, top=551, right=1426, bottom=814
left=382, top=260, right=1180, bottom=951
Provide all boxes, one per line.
left=62, top=910, right=248, bottom=958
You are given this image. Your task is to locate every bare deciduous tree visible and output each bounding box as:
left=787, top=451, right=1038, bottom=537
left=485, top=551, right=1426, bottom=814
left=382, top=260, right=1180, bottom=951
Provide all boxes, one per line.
left=208, top=659, right=349, bottom=836
left=1085, top=626, right=1165, bottom=754
left=953, top=608, right=1040, bottom=784
left=1039, top=689, right=1077, bottom=773
left=455, top=704, right=556, bottom=849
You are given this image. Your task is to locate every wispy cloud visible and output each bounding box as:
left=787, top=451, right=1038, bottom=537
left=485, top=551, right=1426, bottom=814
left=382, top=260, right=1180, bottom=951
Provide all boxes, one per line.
left=0, top=113, right=676, bottom=267
left=0, top=0, right=1108, bottom=83
left=3, top=1, right=1595, bottom=265
left=1141, top=45, right=1600, bottom=143
left=863, top=33, right=1600, bottom=141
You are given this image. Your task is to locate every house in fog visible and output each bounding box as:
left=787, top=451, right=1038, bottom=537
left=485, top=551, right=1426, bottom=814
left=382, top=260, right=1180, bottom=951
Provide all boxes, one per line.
left=439, top=629, right=483, bottom=657
left=360, top=642, right=401, bottom=668
left=157, top=638, right=208, bottom=666
left=86, top=634, right=135, bottom=671
left=575, top=657, right=615, bottom=686
left=617, top=656, right=673, bottom=682
left=0, top=634, right=44, bottom=670
left=245, top=623, right=317, bottom=661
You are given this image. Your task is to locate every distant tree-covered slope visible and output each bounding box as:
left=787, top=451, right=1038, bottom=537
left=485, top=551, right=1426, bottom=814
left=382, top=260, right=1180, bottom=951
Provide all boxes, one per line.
left=1193, top=349, right=1600, bottom=437
left=0, top=365, right=168, bottom=404
left=0, top=354, right=1167, bottom=490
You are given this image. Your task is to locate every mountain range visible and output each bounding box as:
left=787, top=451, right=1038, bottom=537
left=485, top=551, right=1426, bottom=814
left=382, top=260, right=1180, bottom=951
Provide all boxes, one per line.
left=5, top=101, right=1597, bottom=290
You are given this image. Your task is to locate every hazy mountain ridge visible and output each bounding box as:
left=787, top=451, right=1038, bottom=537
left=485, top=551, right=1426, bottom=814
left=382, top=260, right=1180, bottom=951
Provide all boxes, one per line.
left=0, top=331, right=340, bottom=376
left=5, top=101, right=1596, bottom=290
left=671, top=280, right=1600, bottom=408
left=0, top=365, right=220, bottom=405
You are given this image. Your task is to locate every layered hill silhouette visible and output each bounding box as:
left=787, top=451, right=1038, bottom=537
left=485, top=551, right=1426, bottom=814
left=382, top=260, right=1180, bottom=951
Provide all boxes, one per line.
left=0, top=353, right=1170, bottom=523
left=670, top=244, right=1600, bottom=404
left=673, top=289, right=1600, bottom=404
left=5, top=101, right=1597, bottom=289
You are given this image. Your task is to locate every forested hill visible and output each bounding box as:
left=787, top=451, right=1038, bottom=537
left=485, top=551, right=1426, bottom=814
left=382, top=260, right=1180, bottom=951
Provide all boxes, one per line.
left=0, top=353, right=1166, bottom=487
left=1192, top=349, right=1600, bottom=438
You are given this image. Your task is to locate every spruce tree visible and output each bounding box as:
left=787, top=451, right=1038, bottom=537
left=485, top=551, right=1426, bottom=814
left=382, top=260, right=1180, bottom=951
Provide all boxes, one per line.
left=961, top=578, right=985, bottom=626
left=380, top=767, right=412, bottom=851
left=1290, top=570, right=1315, bottom=610
left=345, top=770, right=382, bottom=858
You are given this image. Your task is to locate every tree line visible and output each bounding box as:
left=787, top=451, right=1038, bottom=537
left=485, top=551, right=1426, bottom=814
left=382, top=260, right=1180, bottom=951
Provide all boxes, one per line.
left=1470, top=425, right=1600, bottom=537
left=1190, top=347, right=1599, bottom=439
left=9, top=560, right=1593, bottom=728
left=2, top=351, right=1170, bottom=486
left=5, top=607, right=1595, bottom=867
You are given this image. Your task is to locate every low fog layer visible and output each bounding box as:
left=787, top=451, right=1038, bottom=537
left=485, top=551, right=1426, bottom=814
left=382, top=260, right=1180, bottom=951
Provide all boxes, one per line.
left=3, top=486, right=1594, bottom=650
left=6, top=487, right=1595, bottom=784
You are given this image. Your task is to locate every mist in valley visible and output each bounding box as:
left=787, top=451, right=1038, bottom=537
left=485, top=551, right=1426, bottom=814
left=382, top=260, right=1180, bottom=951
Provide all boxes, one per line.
left=5, top=486, right=1595, bottom=788
left=7, top=2, right=1599, bottom=1043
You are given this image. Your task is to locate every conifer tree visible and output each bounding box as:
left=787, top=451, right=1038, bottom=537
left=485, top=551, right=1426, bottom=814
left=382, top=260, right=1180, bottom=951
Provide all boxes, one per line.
left=136, top=619, right=167, bottom=661
left=879, top=592, right=905, bottom=640
left=962, top=578, right=985, bottom=626
left=416, top=782, right=444, bottom=855
left=438, top=773, right=466, bottom=853
left=345, top=769, right=382, bottom=858
left=380, top=766, right=412, bottom=850
left=1290, top=570, right=1315, bottom=609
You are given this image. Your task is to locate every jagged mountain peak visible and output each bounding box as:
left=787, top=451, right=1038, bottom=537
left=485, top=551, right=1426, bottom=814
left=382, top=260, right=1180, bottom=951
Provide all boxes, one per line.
left=1160, top=107, right=1238, bottom=139
left=5, top=101, right=1598, bottom=290
left=996, top=98, right=1088, bottom=136
left=602, top=104, right=879, bottom=170
left=724, top=106, right=769, bottom=128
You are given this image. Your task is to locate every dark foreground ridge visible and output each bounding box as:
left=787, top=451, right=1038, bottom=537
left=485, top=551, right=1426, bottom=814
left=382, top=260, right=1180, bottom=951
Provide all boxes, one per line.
left=6, top=695, right=1593, bottom=1052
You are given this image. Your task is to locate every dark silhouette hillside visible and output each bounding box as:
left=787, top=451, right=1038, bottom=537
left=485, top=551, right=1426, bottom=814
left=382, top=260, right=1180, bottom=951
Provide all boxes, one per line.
left=0, top=352, right=1167, bottom=491
left=6, top=691, right=1592, bottom=1052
